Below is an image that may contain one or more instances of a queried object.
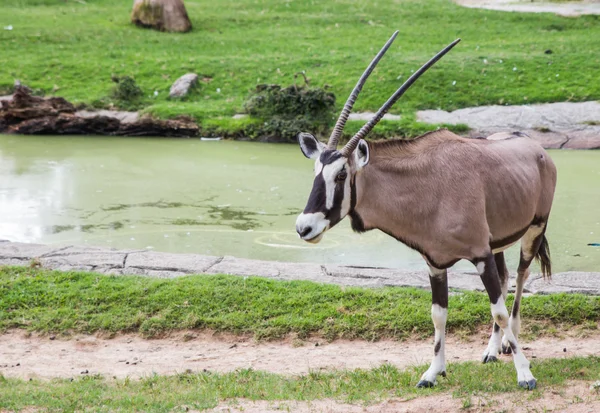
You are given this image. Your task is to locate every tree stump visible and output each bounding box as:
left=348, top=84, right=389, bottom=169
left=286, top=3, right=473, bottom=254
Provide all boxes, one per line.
left=131, top=0, right=192, bottom=33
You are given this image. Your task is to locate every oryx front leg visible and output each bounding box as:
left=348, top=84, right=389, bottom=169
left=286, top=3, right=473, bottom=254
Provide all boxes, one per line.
left=483, top=252, right=509, bottom=363
left=477, top=254, right=536, bottom=390
left=417, top=265, right=448, bottom=388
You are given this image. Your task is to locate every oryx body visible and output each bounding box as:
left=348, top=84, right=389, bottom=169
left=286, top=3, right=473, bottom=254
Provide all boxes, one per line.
left=295, top=32, right=557, bottom=390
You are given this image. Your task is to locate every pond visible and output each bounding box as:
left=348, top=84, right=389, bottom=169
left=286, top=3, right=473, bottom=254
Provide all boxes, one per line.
left=0, top=135, right=598, bottom=273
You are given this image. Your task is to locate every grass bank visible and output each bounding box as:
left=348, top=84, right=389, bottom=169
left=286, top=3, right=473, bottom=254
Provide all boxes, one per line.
left=1, top=266, right=599, bottom=340
left=1, top=357, right=599, bottom=411
left=1, top=0, right=599, bottom=138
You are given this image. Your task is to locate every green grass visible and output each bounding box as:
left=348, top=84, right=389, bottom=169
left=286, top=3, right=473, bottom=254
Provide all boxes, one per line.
left=1, top=266, right=599, bottom=340
left=1, top=357, right=599, bottom=411
left=1, top=0, right=599, bottom=133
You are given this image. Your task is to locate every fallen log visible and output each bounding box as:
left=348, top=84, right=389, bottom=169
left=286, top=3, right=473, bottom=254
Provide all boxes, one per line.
left=0, top=87, right=198, bottom=137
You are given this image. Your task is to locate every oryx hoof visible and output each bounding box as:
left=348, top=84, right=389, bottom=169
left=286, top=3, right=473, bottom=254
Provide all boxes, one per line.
left=482, top=355, right=498, bottom=364
left=518, top=379, right=537, bottom=390
left=502, top=344, right=512, bottom=354
left=416, top=380, right=435, bottom=388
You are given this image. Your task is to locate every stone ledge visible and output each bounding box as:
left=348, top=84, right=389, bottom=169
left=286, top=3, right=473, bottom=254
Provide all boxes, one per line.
left=0, top=242, right=598, bottom=295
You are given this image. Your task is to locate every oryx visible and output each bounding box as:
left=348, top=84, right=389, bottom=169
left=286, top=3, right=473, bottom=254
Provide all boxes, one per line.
left=295, top=31, right=556, bottom=390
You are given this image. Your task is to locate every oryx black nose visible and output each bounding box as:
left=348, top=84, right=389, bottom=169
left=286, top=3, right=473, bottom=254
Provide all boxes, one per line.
left=297, top=225, right=312, bottom=238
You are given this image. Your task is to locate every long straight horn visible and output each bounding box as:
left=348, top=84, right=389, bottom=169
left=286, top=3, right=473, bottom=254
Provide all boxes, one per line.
left=327, top=30, right=399, bottom=150
left=340, top=39, right=461, bottom=157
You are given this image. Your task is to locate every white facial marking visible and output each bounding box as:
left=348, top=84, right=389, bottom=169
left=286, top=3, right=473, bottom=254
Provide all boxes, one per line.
left=321, top=158, right=346, bottom=210
left=314, top=159, right=323, bottom=176
left=295, top=212, right=330, bottom=243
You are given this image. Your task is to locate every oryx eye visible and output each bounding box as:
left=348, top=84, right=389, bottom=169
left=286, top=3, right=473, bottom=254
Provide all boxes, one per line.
left=335, top=170, right=347, bottom=182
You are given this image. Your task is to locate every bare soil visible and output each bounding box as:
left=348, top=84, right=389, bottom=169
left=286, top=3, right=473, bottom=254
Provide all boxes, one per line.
left=1, top=329, right=599, bottom=380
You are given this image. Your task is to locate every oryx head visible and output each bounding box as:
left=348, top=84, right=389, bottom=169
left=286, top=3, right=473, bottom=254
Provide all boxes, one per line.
left=295, top=32, right=460, bottom=243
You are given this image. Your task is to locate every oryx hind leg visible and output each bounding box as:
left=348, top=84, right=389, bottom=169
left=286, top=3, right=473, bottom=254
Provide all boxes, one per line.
left=475, top=252, right=536, bottom=390
left=502, top=221, right=548, bottom=354
left=482, top=252, right=509, bottom=363
left=417, top=264, right=448, bottom=388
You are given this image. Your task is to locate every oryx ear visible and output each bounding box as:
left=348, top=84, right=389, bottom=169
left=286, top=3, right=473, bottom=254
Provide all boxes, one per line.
left=354, top=139, right=370, bottom=169
left=298, top=133, right=326, bottom=160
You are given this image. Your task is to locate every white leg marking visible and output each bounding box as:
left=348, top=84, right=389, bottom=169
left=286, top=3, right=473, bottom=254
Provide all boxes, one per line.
left=420, top=303, right=447, bottom=385
left=485, top=258, right=508, bottom=361
left=476, top=261, right=485, bottom=275
left=502, top=268, right=529, bottom=353
left=482, top=324, right=502, bottom=363
left=492, top=298, right=535, bottom=388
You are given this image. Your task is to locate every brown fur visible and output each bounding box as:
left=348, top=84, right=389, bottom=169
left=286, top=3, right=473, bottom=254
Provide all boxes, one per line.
left=351, top=130, right=557, bottom=269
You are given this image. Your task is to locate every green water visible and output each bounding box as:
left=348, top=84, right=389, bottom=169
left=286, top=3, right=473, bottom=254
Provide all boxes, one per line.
left=0, top=135, right=598, bottom=273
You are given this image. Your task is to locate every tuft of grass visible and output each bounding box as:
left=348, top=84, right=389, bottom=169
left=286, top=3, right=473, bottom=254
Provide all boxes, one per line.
left=193, top=116, right=468, bottom=141
left=243, top=83, right=336, bottom=142
left=0, top=357, right=599, bottom=411
left=1, top=266, right=599, bottom=339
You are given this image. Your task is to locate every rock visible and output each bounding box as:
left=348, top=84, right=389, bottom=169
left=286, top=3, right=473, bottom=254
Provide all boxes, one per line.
left=418, top=101, right=600, bottom=150
left=562, top=131, right=600, bottom=150
left=455, top=0, right=600, bottom=18
left=522, top=130, right=568, bottom=149
left=169, top=73, right=198, bottom=98
left=131, top=0, right=192, bottom=33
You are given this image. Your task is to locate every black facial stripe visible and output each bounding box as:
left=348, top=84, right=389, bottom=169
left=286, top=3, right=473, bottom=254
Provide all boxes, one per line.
left=303, top=173, right=327, bottom=214
left=350, top=175, right=357, bottom=211
left=319, top=150, right=343, bottom=165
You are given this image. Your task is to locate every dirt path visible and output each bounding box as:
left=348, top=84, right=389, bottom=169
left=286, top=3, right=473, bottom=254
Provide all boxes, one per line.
left=205, top=385, right=600, bottom=413
left=1, top=329, right=599, bottom=380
